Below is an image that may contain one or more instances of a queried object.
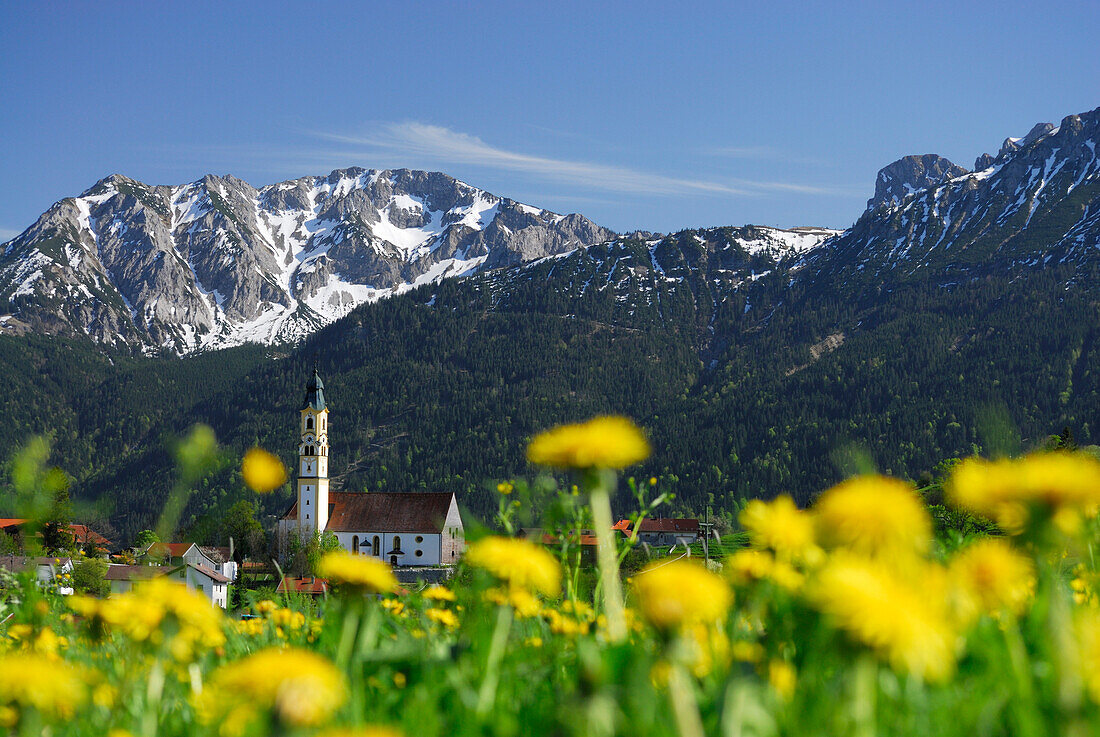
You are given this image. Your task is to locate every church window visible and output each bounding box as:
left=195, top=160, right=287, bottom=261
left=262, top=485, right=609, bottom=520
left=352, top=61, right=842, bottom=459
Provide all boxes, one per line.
left=305, top=499, right=309, bottom=506
left=393, top=536, right=401, bottom=552
left=352, top=536, right=359, bottom=553
left=306, top=416, right=314, bottom=430
left=415, top=550, right=423, bottom=558
left=415, top=535, right=424, bottom=543
left=372, top=536, right=380, bottom=556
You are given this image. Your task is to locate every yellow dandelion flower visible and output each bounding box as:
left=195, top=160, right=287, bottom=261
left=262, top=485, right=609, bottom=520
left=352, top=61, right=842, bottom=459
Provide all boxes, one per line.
left=740, top=495, right=821, bottom=563
left=948, top=538, right=1035, bottom=619
left=632, top=560, right=731, bottom=631
left=425, top=607, right=459, bottom=629
left=496, top=481, right=513, bottom=495
left=731, top=640, right=765, bottom=663
left=196, top=648, right=347, bottom=732
left=315, top=551, right=398, bottom=594
left=254, top=599, right=278, bottom=615
left=312, top=728, right=404, bottom=737
left=948, top=452, right=1100, bottom=530
left=768, top=660, right=797, bottom=700
left=241, top=447, right=287, bottom=493
left=525, top=636, right=544, bottom=647
left=422, top=585, right=456, bottom=602
left=814, top=475, right=931, bottom=557
left=725, top=549, right=803, bottom=591
left=465, top=536, right=561, bottom=597
left=809, top=553, right=957, bottom=682
left=0, top=652, right=87, bottom=720
left=526, top=416, right=650, bottom=469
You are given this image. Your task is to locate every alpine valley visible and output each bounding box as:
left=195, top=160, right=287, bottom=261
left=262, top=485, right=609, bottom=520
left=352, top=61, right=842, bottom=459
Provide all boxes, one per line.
left=3, top=107, right=1100, bottom=543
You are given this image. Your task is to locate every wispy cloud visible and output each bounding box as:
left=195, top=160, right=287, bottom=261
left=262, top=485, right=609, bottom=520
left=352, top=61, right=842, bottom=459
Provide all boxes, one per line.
left=315, top=122, right=753, bottom=196
left=708, top=145, right=829, bottom=167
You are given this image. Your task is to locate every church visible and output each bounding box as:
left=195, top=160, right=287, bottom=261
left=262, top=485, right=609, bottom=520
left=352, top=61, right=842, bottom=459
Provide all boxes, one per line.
left=279, top=369, right=465, bottom=566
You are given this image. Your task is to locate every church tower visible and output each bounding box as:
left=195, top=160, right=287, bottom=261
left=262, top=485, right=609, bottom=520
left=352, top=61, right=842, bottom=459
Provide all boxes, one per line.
left=297, top=368, right=330, bottom=535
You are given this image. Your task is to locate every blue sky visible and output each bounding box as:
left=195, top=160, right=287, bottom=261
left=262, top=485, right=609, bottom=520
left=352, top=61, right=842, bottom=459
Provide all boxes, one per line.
left=1, top=1, right=1098, bottom=238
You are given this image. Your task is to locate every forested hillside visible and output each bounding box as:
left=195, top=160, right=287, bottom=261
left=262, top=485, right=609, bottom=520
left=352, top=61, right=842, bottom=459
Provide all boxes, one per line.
left=3, top=224, right=1097, bottom=545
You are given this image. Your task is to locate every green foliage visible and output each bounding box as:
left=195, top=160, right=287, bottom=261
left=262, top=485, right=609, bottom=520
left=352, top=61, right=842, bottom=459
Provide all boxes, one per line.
left=70, top=558, right=109, bottom=596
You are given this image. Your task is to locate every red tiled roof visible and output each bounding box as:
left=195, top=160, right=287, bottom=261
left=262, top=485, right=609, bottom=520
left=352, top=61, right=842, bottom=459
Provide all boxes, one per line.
left=69, top=524, right=112, bottom=548
left=636, top=518, right=700, bottom=533
left=0, top=518, right=27, bottom=529
left=284, top=492, right=455, bottom=533
left=277, top=576, right=329, bottom=595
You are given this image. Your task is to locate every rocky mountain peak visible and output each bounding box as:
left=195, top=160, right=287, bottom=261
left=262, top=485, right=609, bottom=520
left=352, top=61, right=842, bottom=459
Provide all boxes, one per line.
left=866, top=154, right=969, bottom=210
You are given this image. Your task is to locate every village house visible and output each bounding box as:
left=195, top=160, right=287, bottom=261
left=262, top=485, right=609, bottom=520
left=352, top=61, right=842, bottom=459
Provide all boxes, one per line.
left=106, top=561, right=231, bottom=609
left=0, top=555, right=74, bottom=595
left=145, top=542, right=238, bottom=582
left=278, top=369, right=465, bottom=565
left=0, top=519, right=113, bottom=555
left=622, top=518, right=701, bottom=547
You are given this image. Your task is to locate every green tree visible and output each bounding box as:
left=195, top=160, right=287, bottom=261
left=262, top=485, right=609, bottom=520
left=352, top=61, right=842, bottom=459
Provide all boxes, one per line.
left=133, top=529, right=159, bottom=551
left=71, top=558, right=109, bottom=597
left=41, top=484, right=74, bottom=554
left=222, top=500, right=266, bottom=563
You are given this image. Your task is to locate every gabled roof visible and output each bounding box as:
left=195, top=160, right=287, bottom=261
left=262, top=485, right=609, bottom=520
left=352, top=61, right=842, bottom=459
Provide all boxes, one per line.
left=199, top=546, right=232, bottom=564
left=148, top=542, right=198, bottom=558
left=636, top=518, right=700, bottom=533
left=0, top=555, right=72, bottom=573
left=105, top=564, right=167, bottom=582
left=189, top=563, right=231, bottom=584
left=69, top=524, right=113, bottom=548
left=284, top=492, right=457, bottom=533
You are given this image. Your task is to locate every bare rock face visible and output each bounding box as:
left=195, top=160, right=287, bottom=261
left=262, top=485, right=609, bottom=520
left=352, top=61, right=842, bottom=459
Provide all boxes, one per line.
left=866, top=154, right=970, bottom=210
left=808, top=107, right=1100, bottom=289
left=0, top=168, right=615, bottom=354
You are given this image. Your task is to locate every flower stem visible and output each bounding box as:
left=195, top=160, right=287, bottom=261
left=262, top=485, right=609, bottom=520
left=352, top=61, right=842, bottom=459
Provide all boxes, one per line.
left=476, top=603, right=514, bottom=718
left=668, top=662, right=705, bottom=737
left=589, top=470, right=627, bottom=642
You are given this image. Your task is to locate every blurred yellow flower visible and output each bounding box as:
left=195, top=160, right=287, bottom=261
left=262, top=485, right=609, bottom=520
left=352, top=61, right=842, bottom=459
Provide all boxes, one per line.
left=426, top=607, right=459, bottom=629
left=768, top=660, right=797, bottom=699
left=948, top=452, right=1100, bottom=530
left=70, top=578, right=226, bottom=659
left=496, top=481, right=514, bottom=495
left=316, top=551, right=398, bottom=594
left=740, top=495, right=821, bottom=563
left=312, top=728, right=404, bottom=737
left=527, top=416, right=650, bottom=469
left=423, top=585, right=456, bottom=602
left=466, top=536, right=561, bottom=597
left=242, top=447, right=287, bottom=493
left=809, top=553, right=957, bottom=682
left=0, top=652, right=87, bottom=720
left=312, top=728, right=403, bottom=737
left=197, top=648, right=347, bottom=732
left=726, top=549, right=804, bottom=591
left=633, top=560, right=731, bottom=631
left=948, top=538, right=1034, bottom=619
left=814, top=475, right=931, bottom=558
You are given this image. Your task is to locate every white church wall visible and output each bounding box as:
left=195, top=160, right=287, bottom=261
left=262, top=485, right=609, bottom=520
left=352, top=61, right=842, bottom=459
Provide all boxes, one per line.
left=333, top=532, right=443, bottom=566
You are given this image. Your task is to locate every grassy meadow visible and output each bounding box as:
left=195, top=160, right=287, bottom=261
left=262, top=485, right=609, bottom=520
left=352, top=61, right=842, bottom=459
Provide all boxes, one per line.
left=4, top=417, right=1100, bottom=737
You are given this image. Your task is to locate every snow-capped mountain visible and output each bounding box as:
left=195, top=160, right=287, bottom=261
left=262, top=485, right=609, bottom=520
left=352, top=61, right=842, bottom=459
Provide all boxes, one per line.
left=807, top=107, right=1100, bottom=288
left=0, top=168, right=614, bottom=353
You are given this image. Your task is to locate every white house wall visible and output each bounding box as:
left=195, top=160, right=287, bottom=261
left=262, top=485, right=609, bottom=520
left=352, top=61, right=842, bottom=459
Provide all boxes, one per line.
left=333, top=532, right=443, bottom=566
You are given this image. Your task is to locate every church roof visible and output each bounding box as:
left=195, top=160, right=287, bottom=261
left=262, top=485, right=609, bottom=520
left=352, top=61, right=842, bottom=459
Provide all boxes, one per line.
left=283, top=492, right=456, bottom=533
left=302, top=368, right=327, bottom=411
